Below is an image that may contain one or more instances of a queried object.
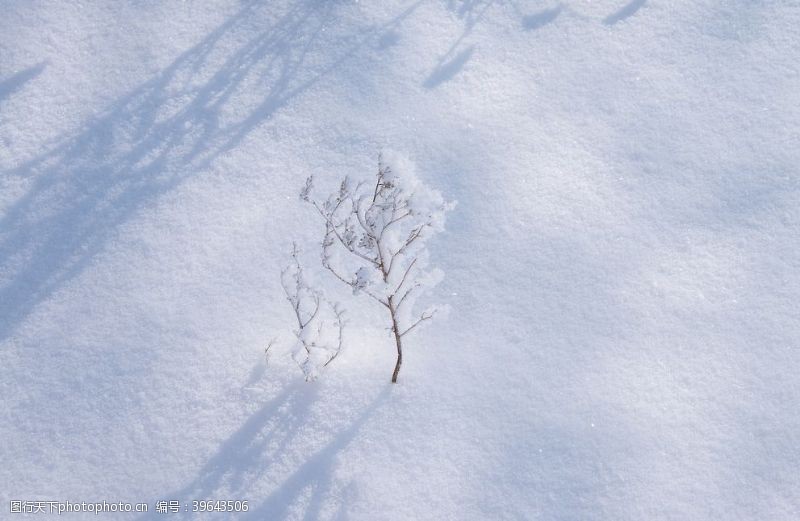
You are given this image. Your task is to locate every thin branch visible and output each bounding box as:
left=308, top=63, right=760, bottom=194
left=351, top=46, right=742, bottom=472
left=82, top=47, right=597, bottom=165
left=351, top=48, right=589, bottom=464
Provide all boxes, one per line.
left=363, top=288, right=390, bottom=308
left=385, top=210, right=412, bottom=230
left=400, top=309, right=436, bottom=337
left=372, top=159, right=384, bottom=203
left=323, top=307, right=345, bottom=367
left=379, top=210, right=412, bottom=245
left=264, top=337, right=276, bottom=364
left=393, top=257, right=418, bottom=294
left=321, top=254, right=352, bottom=286
left=395, top=282, right=420, bottom=311
left=322, top=251, right=389, bottom=308
left=280, top=268, right=304, bottom=330
left=313, top=200, right=380, bottom=267
left=387, top=223, right=428, bottom=275
left=354, top=194, right=390, bottom=278
left=354, top=196, right=376, bottom=238
left=300, top=294, right=320, bottom=329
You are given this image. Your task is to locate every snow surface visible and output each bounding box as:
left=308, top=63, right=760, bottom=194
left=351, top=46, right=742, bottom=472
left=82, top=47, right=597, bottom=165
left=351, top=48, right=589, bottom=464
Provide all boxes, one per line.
left=1, top=0, right=799, bottom=519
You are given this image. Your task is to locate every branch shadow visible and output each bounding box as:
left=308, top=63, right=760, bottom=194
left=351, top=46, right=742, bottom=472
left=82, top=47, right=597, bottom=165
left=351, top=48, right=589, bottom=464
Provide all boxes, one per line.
left=242, top=385, right=391, bottom=520
left=427, top=0, right=645, bottom=88
left=424, top=45, right=475, bottom=89
left=0, top=62, right=47, bottom=104
left=134, top=381, right=312, bottom=520
left=135, top=382, right=391, bottom=521
left=521, top=4, right=562, bottom=31
left=424, top=1, right=496, bottom=88
left=603, top=0, right=647, bottom=25
left=426, top=0, right=564, bottom=88
left=0, top=0, right=388, bottom=344
left=375, top=0, right=426, bottom=52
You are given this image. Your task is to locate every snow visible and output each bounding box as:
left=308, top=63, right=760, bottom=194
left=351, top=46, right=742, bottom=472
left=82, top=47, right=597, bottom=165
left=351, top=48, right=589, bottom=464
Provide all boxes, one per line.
left=1, top=0, right=799, bottom=519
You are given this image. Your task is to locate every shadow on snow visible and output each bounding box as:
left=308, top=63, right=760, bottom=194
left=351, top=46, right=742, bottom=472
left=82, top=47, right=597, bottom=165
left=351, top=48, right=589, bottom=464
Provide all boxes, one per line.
left=0, top=62, right=47, bottom=104
left=0, top=0, right=419, bottom=344
left=135, top=382, right=391, bottom=520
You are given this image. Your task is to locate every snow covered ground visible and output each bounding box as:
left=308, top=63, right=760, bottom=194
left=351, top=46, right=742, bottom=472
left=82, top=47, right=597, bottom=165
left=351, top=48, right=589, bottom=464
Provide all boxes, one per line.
left=1, top=1, right=799, bottom=519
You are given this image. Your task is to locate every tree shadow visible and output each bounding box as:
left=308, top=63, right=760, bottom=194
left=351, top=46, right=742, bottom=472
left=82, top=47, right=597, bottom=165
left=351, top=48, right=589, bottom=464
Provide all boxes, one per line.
left=424, top=45, right=475, bottom=89
left=242, top=385, right=391, bottom=520
left=134, top=381, right=312, bottom=520
left=449, top=0, right=497, bottom=26
left=0, top=0, right=417, bottom=344
left=603, top=0, right=647, bottom=25
left=521, top=4, right=562, bottom=31
left=0, top=62, right=47, bottom=104
left=426, top=0, right=565, bottom=88
left=375, top=0, right=426, bottom=52
left=135, top=382, right=391, bottom=520
left=424, top=0, right=495, bottom=88
left=426, top=0, right=646, bottom=88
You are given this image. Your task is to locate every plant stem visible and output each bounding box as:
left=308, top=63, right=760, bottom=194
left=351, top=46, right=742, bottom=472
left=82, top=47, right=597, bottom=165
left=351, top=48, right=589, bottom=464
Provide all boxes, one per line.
left=388, top=296, right=403, bottom=383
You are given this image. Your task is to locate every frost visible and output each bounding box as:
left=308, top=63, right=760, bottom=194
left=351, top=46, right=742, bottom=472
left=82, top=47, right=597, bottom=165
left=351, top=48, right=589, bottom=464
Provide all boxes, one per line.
left=302, top=152, right=455, bottom=382
left=281, top=243, right=345, bottom=381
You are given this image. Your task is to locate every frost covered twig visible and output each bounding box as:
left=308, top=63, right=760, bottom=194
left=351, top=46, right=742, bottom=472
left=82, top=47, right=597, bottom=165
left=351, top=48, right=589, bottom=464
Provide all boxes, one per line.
left=281, top=243, right=345, bottom=381
left=302, top=152, right=454, bottom=383
left=264, top=337, right=276, bottom=365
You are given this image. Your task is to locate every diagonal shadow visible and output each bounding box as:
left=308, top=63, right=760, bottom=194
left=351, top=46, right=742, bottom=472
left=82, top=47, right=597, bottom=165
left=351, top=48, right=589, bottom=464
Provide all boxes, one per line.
left=521, top=5, right=563, bottom=31
left=135, top=381, right=314, bottom=520
left=429, top=0, right=644, bottom=89
left=424, top=45, right=475, bottom=89
left=134, top=383, right=391, bottom=521
left=0, top=62, right=47, bottom=104
left=0, top=0, right=326, bottom=343
left=0, top=0, right=421, bottom=344
left=603, top=0, right=647, bottom=25
left=425, top=0, right=495, bottom=88
left=242, top=385, right=391, bottom=521
left=428, top=0, right=564, bottom=88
